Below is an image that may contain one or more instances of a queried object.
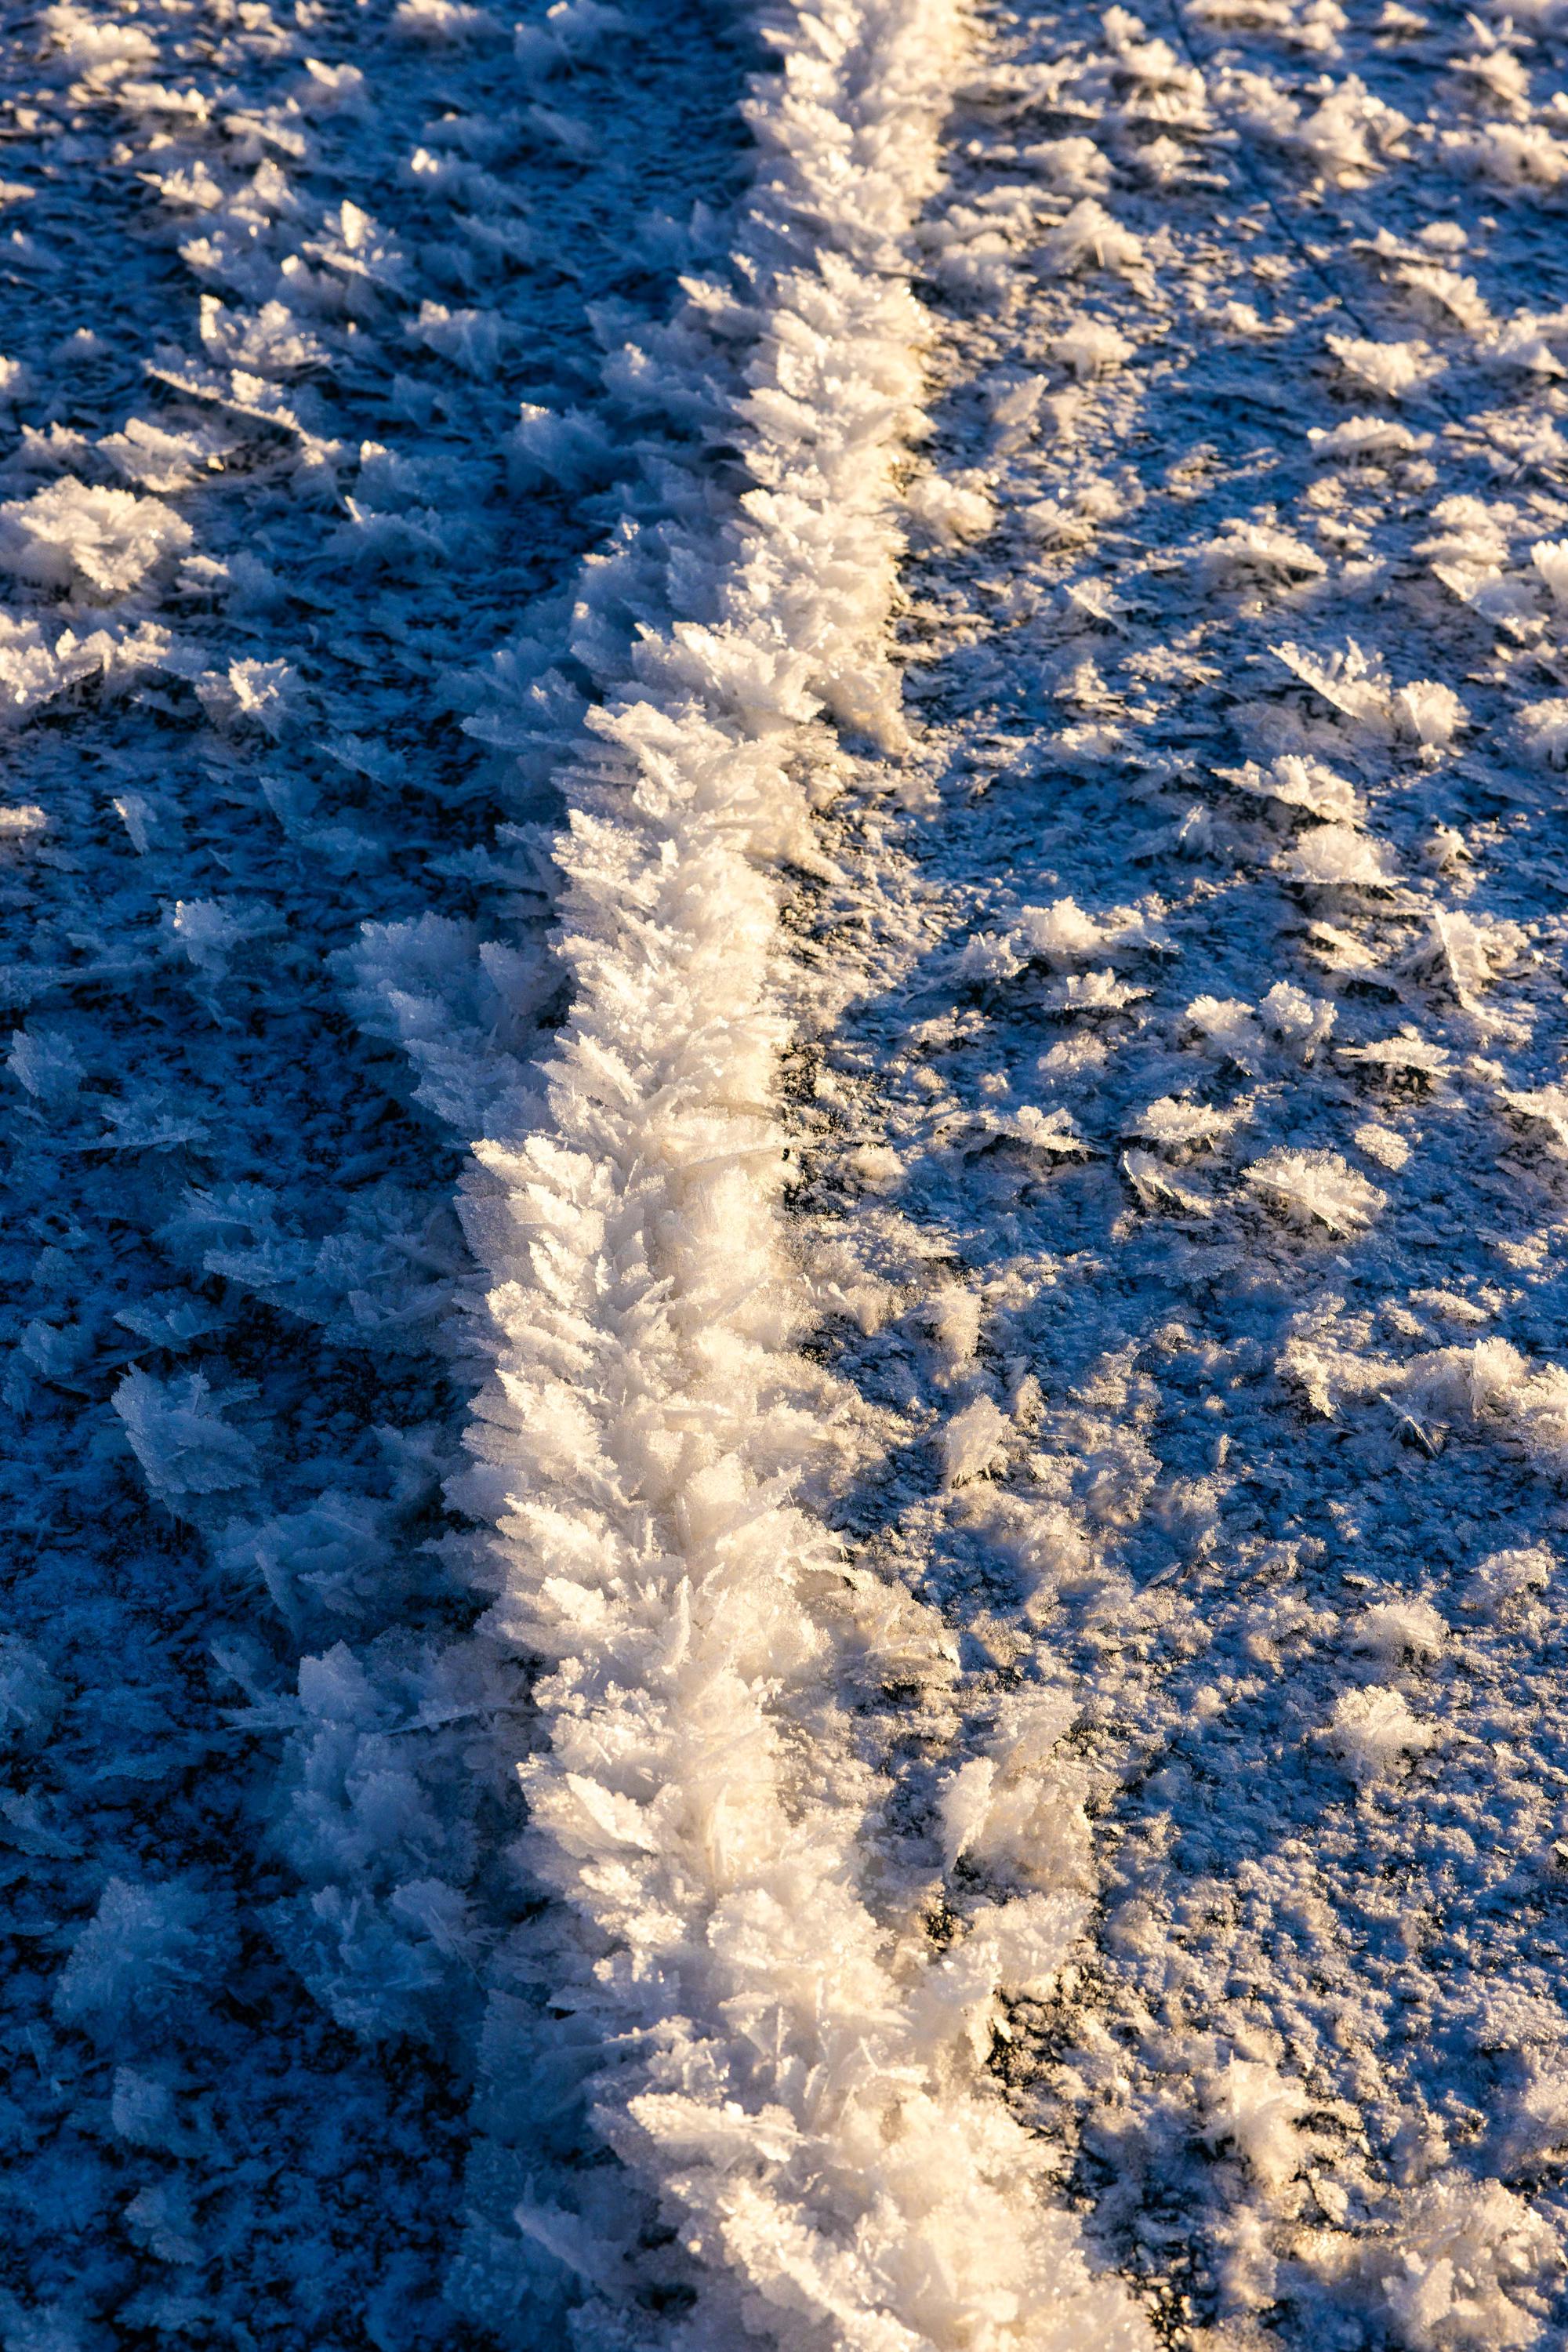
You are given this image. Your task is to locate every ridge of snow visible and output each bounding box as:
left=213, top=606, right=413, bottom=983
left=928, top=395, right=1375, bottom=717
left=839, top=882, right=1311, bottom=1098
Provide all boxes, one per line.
left=447, top=2, right=1152, bottom=2344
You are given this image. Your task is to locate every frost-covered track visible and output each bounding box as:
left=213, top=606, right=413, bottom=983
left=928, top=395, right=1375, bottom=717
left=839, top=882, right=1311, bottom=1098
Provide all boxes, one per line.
left=786, top=0, right=1568, bottom=2342
left=0, top=0, right=756, bottom=2340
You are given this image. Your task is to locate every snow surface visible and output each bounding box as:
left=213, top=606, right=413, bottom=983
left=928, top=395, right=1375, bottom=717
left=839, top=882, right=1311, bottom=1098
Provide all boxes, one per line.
left=8, top=0, right=1568, bottom=2342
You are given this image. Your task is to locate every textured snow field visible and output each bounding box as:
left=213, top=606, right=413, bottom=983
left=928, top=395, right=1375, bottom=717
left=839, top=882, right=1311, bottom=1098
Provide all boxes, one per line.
left=5, top=0, right=1568, bottom=2343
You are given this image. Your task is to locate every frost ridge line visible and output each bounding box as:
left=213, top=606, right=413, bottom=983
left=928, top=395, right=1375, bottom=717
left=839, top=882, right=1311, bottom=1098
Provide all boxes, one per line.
left=453, top=2, right=1151, bottom=2343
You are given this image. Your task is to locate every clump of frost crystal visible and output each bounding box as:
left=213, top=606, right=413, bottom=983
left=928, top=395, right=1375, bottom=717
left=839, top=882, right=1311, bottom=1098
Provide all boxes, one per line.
left=1326, top=332, right=1446, bottom=397
left=0, top=479, right=192, bottom=598
left=1519, top=699, right=1568, bottom=766
left=1201, top=2058, right=1309, bottom=2199
left=113, top=1370, right=258, bottom=1506
left=1462, top=1546, right=1552, bottom=1615
left=1323, top=1684, right=1434, bottom=1781
left=1217, top=753, right=1362, bottom=822
left=1279, top=824, right=1402, bottom=889
left=1244, top=1147, right=1385, bottom=1234
left=1301, top=2172, right=1557, bottom=2348
left=54, top=1878, right=230, bottom=2045
left=938, top=1688, right=1094, bottom=1892
left=1351, top=1598, right=1446, bottom=1664
left=942, top=1392, right=1013, bottom=1485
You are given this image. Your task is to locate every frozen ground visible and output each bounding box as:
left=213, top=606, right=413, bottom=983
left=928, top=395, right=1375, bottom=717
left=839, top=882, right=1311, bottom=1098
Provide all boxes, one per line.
left=0, top=0, right=755, bottom=2341
left=792, top=0, right=1568, bottom=2341
left=4, top=0, right=1568, bottom=2343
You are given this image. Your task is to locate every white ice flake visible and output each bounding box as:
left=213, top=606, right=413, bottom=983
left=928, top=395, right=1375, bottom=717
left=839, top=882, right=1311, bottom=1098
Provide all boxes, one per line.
left=1189, top=0, right=1346, bottom=45
left=41, top=4, right=158, bottom=74
left=1022, top=494, right=1098, bottom=545
left=1244, top=1146, right=1386, bottom=1232
left=1351, top=1597, right=1447, bottom=1664
left=407, top=299, right=507, bottom=376
left=1186, top=993, right=1265, bottom=1065
left=1038, top=198, right=1146, bottom=278
left=938, top=1689, right=1094, bottom=1889
left=1196, top=517, right=1327, bottom=584
left=1127, top=1094, right=1245, bottom=1150
left=7, top=1029, right=83, bottom=1104
left=1050, top=316, right=1137, bottom=377
left=0, top=478, right=192, bottom=597
left=1519, top=698, right=1568, bottom=765
left=1122, top=1148, right=1214, bottom=1214
left=0, top=803, right=46, bottom=848
left=1478, top=313, right=1567, bottom=377
left=1260, top=978, right=1337, bottom=1058
left=1392, top=676, right=1468, bottom=748
left=1200, top=2058, right=1310, bottom=2198
left=1026, top=894, right=1163, bottom=958
left=1216, top=746, right=1349, bottom=815
left=1022, top=136, right=1113, bottom=194
left=927, top=1285, right=983, bottom=1370
left=292, top=56, right=369, bottom=114
left=1530, top=538, right=1568, bottom=608
left=1048, top=967, right=1150, bottom=1011
left=1497, top=2054, right=1568, bottom=2173
left=1323, top=1682, right=1435, bottom=1780
left=1501, top=1083, right=1568, bottom=1154
left=904, top=470, right=996, bottom=544
left=194, top=657, right=301, bottom=737
left=99, top=416, right=231, bottom=491
left=1405, top=906, right=1524, bottom=1012
left=1441, top=118, right=1568, bottom=191
left=1308, top=415, right=1431, bottom=459
left=1463, top=1546, right=1553, bottom=1615
left=943, top=1393, right=1014, bottom=1485
left=1394, top=259, right=1493, bottom=332
left=1339, top=1033, right=1452, bottom=1080
left=1417, top=492, right=1512, bottom=580
left=113, top=1370, right=258, bottom=1503
left=1279, top=823, right=1402, bottom=888
left=1272, top=633, right=1395, bottom=724
left=162, top=897, right=274, bottom=976
left=197, top=296, right=328, bottom=379
left=392, top=0, right=498, bottom=40
left=1325, top=332, right=1446, bottom=397
left=53, top=1878, right=223, bottom=2038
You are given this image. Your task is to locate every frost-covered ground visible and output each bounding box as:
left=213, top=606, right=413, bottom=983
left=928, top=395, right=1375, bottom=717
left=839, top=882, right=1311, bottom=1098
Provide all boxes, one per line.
left=0, top=0, right=756, bottom=2340
left=5, top=0, right=1568, bottom=2343
left=792, top=0, right=1568, bottom=2342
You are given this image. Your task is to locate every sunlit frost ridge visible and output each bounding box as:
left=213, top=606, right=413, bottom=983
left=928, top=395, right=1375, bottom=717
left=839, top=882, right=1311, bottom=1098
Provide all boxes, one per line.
left=452, top=2, right=1152, bottom=2343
